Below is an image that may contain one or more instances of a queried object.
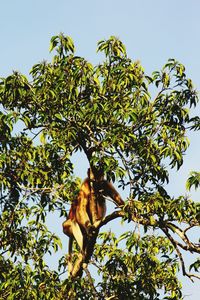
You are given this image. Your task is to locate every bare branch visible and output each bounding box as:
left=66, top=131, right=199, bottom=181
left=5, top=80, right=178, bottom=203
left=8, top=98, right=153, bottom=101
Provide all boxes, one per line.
left=162, top=227, right=200, bottom=281
left=83, top=265, right=99, bottom=299
left=184, top=224, right=196, bottom=233
left=166, top=222, right=200, bottom=254
left=99, top=210, right=124, bottom=227
left=99, top=209, right=152, bottom=229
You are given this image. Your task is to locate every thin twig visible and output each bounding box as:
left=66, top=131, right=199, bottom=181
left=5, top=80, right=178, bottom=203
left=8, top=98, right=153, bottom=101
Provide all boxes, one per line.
left=162, top=227, right=200, bottom=281
left=166, top=222, right=200, bottom=254
left=83, top=265, right=99, bottom=299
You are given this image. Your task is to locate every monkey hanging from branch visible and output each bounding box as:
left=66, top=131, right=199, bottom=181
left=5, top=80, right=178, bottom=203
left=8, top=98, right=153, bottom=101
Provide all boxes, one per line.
left=62, top=167, right=124, bottom=278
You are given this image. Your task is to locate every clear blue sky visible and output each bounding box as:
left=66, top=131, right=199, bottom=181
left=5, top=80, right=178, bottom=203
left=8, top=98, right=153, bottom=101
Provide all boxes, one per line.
left=1, top=0, right=200, bottom=298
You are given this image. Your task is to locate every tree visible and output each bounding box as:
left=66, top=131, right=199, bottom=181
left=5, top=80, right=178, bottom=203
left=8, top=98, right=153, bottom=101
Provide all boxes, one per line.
left=0, top=33, right=199, bottom=299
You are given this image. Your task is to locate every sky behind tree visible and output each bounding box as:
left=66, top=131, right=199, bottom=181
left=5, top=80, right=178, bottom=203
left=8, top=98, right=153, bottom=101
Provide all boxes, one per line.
left=1, top=1, right=200, bottom=298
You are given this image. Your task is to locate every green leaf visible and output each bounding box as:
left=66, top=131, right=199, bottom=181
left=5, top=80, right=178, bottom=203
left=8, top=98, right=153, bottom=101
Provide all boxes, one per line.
left=55, top=113, right=63, bottom=121
left=186, top=171, right=200, bottom=190
left=40, top=132, right=46, bottom=144
left=49, top=35, right=59, bottom=52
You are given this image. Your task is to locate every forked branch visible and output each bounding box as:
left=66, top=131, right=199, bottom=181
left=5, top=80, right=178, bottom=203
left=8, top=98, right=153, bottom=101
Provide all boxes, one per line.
left=68, top=209, right=200, bottom=280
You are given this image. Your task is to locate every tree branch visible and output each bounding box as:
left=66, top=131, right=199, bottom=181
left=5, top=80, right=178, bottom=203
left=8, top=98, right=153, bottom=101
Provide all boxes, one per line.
left=83, top=265, right=100, bottom=299
left=162, top=227, right=200, bottom=281
left=68, top=209, right=200, bottom=280
left=165, top=222, right=200, bottom=254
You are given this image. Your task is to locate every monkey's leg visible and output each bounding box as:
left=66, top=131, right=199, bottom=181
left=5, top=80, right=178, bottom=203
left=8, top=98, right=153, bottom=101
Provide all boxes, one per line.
left=68, top=237, right=73, bottom=276
left=71, top=220, right=83, bottom=250
left=76, top=191, right=94, bottom=232
left=71, top=253, right=84, bottom=278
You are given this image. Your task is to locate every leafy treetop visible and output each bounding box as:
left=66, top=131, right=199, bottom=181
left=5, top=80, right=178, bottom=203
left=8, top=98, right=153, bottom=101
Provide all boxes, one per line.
left=0, top=33, right=200, bottom=300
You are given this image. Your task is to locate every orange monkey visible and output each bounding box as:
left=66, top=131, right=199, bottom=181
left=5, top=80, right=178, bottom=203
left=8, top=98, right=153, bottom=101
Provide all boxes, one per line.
left=62, top=168, right=124, bottom=274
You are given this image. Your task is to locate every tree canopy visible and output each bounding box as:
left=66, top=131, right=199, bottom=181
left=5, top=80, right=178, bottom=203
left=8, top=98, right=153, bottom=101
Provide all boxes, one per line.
left=0, top=34, right=200, bottom=299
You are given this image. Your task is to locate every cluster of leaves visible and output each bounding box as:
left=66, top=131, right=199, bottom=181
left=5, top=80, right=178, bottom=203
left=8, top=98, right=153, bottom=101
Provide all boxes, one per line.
left=0, top=34, right=200, bottom=299
left=93, top=232, right=182, bottom=300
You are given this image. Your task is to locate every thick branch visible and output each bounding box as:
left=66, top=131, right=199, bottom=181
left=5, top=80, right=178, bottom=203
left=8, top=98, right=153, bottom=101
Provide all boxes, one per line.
left=99, top=210, right=124, bottom=227
left=100, top=210, right=152, bottom=228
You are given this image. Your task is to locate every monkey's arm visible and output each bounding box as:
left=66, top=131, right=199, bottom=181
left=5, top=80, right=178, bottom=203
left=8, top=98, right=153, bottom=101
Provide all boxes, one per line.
left=103, top=181, right=124, bottom=206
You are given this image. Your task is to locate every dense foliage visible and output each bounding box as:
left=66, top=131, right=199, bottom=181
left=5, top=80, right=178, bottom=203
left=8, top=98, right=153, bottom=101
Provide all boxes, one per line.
left=0, top=34, right=200, bottom=299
